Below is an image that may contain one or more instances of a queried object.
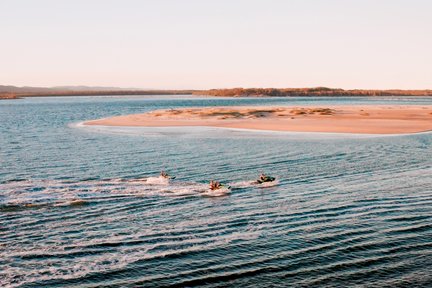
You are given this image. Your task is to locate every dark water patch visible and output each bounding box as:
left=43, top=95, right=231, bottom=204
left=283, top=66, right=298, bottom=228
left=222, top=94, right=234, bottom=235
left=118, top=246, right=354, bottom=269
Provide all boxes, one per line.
left=385, top=215, right=431, bottom=222
left=385, top=223, right=432, bottom=235
left=303, top=254, right=432, bottom=287
left=1, top=178, right=29, bottom=184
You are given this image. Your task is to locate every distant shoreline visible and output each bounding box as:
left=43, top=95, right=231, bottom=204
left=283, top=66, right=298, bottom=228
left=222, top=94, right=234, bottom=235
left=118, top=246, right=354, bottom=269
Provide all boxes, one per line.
left=84, top=105, right=432, bottom=135
left=192, top=88, right=432, bottom=97
left=0, top=90, right=196, bottom=100
left=2, top=86, right=432, bottom=100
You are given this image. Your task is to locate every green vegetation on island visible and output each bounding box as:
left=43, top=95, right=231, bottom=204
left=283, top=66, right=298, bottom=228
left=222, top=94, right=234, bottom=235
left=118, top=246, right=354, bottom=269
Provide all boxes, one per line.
left=192, top=87, right=432, bottom=97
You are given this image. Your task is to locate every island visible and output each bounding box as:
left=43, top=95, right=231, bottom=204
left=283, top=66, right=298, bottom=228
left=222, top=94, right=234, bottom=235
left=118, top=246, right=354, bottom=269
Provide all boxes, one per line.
left=84, top=105, right=432, bottom=134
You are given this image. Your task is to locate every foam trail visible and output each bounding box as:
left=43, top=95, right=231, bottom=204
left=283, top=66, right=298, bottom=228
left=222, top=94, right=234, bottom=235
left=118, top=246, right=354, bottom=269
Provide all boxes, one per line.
left=201, top=187, right=231, bottom=197
left=0, top=178, right=226, bottom=208
left=145, top=176, right=170, bottom=185
left=230, top=180, right=279, bottom=189
left=258, top=180, right=280, bottom=188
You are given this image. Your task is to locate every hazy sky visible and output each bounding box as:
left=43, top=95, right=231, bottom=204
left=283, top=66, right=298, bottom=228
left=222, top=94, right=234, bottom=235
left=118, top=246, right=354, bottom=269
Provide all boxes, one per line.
left=1, top=0, right=431, bottom=89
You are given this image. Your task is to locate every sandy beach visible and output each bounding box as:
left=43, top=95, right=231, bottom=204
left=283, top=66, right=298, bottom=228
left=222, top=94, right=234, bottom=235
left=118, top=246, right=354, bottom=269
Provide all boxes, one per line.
left=85, top=105, right=432, bottom=134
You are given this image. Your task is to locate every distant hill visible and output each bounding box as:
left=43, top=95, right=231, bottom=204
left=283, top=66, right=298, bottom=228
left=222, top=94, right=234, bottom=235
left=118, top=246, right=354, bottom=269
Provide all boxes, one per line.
left=51, top=86, right=140, bottom=91
left=0, top=85, right=135, bottom=93
left=0, top=85, right=195, bottom=99
left=0, top=85, right=56, bottom=93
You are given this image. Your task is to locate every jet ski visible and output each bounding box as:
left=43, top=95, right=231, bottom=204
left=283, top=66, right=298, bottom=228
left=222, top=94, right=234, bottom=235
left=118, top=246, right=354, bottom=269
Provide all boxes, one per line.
left=145, top=171, right=176, bottom=185
left=203, top=180, right=231, bottom=196
left=256, top=174, right=276, bottom=184
left=209, top=180, right=231, bottom=191
left=160, top=171, right=176, bottom=180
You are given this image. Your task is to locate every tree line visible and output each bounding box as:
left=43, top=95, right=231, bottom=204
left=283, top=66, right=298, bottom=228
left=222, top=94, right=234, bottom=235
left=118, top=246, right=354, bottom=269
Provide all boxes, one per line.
left=193, top=87, right=432, bottom=97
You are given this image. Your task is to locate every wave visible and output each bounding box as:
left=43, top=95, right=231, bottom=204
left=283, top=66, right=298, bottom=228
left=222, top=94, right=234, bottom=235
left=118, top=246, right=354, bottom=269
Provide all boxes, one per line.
left=0, top=177, right=249, bottom=209
left=73, top=121, right=408, bottom=139
left=2, top=180, right=431, bottom=287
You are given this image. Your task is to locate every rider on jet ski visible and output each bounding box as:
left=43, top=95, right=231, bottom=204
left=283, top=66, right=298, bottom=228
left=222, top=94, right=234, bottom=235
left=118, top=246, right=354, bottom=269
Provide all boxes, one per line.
left=209, top=180, right=230, bottom=190
left=160, top=171, right=176, bottom=179
left=256, top=173, right=275, bottom=184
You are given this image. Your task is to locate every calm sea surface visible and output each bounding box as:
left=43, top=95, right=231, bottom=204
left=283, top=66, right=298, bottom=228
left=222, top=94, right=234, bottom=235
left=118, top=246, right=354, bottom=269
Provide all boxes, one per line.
left=1, top=96, right=432, bottom=287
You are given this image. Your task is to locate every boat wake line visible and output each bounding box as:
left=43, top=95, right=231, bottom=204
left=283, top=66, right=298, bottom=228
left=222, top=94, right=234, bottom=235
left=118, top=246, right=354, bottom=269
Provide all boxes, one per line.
left=0, top=175, right=279, bottom=209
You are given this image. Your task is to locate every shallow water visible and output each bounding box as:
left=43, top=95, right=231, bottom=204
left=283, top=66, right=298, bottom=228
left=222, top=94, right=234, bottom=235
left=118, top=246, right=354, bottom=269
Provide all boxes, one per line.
left=1, top=96, right=432, bottom=287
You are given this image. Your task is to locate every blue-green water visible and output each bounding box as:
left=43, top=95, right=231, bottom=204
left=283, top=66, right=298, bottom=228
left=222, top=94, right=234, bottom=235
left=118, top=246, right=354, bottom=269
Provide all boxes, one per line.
left=1, top=96, right=432, bottom=287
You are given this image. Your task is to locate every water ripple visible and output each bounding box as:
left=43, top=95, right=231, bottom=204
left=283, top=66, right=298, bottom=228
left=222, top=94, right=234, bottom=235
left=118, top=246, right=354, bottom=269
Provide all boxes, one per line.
left=1, top=96, right=432, bottom=287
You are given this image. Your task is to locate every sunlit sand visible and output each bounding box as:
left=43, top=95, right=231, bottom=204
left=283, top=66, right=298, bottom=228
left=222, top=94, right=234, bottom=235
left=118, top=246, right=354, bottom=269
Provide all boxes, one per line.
left=85, top=105, right=432, bottom=134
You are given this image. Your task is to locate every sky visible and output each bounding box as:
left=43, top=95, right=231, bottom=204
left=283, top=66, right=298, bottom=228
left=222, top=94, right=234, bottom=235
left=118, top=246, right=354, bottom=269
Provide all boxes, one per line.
left=1, top=0, right=431, bottom=89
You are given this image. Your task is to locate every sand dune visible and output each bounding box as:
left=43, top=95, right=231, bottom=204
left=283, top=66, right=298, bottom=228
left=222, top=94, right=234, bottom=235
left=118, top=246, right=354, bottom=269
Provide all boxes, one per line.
left=85, top=105, right=432, bottom=134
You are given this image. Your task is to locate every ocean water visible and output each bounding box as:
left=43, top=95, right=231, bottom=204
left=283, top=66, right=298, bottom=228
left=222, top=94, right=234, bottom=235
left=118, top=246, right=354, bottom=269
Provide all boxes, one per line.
left=1, top=96, right=432, bottom=287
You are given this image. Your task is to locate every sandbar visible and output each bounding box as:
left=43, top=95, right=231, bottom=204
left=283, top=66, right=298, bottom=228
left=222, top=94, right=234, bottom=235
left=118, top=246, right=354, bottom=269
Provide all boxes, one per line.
left=85, top=105, right=432, bottom=134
